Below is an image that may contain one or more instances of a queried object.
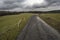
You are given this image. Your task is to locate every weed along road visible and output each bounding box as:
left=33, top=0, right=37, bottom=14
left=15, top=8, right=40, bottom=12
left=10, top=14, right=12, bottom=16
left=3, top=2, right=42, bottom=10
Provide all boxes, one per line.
left=16, top=15, right=60, bottom=40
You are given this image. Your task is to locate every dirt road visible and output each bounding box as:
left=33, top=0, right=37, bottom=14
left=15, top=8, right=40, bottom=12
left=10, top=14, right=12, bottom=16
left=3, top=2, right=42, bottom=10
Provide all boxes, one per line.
left=16, top=15, right=60, bottom=40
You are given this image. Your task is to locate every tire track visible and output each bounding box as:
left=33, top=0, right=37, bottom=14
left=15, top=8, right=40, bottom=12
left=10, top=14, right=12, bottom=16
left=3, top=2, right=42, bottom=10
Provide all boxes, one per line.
left=16, top=15, right=60, bottom=40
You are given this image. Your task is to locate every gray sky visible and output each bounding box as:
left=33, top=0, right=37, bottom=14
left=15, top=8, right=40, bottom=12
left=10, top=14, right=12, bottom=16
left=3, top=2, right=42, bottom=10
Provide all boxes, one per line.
left=0, top=0, right=60, bottom=11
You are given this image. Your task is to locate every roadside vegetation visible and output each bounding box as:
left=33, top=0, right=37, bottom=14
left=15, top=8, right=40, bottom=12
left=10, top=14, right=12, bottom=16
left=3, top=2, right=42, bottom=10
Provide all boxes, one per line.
left=0, top=13, right=33, bottom=40
left=39, top=13, right=60, bottom=33
left=0, top=12, right=60, bottom=40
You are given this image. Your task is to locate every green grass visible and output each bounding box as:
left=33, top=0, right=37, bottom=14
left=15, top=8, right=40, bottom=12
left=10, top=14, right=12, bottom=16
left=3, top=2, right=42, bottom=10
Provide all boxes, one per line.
left=0, top=13, right=33, bottom=40
left=39, top=13, right=60, bottom=33
left=1, top=13, right=60, bottom=40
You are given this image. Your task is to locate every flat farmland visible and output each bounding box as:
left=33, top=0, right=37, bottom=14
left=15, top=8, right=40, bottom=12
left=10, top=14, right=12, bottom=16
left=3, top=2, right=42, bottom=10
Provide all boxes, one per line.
left=0, top=13, right=33, bottom=40
left=39, top=13, right=60, bottom=33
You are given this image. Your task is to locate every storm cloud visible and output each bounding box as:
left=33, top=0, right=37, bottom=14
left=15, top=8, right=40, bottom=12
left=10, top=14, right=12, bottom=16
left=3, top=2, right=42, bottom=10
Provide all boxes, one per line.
left=0, top=0, right=25, bottom=10
left=46, top=0, right=60, bottom=6
left=0, top=0, right=60, bottom=11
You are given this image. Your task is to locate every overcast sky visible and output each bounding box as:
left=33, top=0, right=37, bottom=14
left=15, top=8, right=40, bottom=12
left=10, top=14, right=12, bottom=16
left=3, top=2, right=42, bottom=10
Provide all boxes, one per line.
left=0, top=0, right=60, bottom=11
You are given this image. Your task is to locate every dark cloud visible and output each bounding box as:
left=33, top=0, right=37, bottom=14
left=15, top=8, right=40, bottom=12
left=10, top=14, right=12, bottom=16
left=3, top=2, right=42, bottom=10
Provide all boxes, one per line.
left=0, top=4, right=18, bottom=10
left=0, top=0, right=25, bottom=10
left=4, top=1, right=15, bottom=4
left=4, top=0, right=25, bottom=4
left=46, top=0, right=60, bottom=6
left=30, top=0, right=60, bottom=8
left=0, top=0, right=60, bottom=11
left=22, top=0, right=60, bottom=9
left=32, top=2, right=48, bottom=8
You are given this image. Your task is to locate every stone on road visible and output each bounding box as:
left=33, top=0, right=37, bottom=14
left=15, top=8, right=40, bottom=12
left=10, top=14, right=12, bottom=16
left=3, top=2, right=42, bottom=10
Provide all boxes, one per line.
left=16, top=15, right=60, bottom=40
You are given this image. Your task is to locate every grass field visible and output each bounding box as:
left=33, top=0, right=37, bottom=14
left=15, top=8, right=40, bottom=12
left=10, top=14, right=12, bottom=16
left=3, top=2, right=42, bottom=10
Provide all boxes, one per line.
left=0, top=13, right=60, bottom=40
left=0, top=13, right=33, bottom=40
left=39, top=13, right=60, bottom=33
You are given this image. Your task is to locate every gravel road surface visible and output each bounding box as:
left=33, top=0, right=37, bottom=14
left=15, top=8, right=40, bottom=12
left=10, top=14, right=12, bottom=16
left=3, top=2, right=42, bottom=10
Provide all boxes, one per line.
left=16, top=15, right=60, bottom=40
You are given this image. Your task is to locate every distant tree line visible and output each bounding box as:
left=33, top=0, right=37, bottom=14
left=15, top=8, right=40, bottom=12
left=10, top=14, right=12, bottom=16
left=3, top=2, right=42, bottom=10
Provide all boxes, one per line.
left=0, top=10, right=60, bottom=16
left=18, top=10, right=60, bottom=13
left=43, top=10, right=60, bottom=13
left=0, top=11, right=21, bottom=16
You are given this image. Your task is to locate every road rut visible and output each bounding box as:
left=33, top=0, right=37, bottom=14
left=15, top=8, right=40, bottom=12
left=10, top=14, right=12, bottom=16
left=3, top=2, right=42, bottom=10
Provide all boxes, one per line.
left=16, top=15, right=60, bottom=40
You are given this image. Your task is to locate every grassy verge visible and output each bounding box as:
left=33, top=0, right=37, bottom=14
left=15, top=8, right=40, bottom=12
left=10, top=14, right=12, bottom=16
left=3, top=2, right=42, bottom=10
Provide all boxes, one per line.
left=0, top=13, right=33, bottom=40
left=39, top=13, right=60, bottom=33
